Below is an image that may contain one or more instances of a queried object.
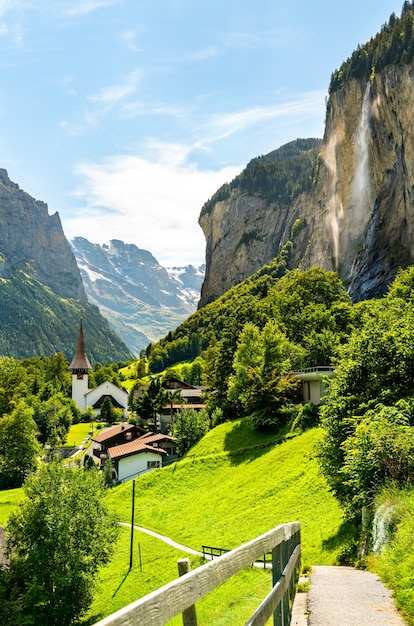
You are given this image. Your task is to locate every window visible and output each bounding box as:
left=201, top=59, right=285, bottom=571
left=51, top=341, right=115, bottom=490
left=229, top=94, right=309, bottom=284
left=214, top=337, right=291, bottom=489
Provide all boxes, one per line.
left=147, top=460, right=160, bottom=469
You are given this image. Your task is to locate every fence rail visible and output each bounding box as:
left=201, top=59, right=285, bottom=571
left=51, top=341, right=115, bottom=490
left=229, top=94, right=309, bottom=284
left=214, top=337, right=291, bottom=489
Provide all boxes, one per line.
left=202, top=545, right=273, bottom=568
left=94, top=522, right=301, bottom=626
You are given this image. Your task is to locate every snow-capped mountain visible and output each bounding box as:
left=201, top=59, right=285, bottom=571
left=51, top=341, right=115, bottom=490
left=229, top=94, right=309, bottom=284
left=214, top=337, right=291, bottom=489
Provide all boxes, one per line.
left=71, top=237, right=204, bottom=356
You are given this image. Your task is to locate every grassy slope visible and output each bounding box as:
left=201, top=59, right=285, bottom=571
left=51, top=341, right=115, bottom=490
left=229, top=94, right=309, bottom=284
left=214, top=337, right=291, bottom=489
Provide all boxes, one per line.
left=0, top=422, right=345, bottom=624
left=104, top=423, right=343, bottom=564
left=84, top=423, right=344, bottom=623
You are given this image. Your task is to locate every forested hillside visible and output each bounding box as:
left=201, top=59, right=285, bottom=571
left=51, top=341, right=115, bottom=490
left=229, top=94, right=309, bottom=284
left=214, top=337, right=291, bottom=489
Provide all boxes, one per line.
left=330, top=1, right=414, bottom=93
left=0, top=271, right=133, bottom=362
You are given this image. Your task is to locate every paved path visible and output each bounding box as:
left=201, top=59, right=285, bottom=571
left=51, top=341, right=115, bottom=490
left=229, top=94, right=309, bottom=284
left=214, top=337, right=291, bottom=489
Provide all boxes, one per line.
left=305, top=566, right=407, bottom=625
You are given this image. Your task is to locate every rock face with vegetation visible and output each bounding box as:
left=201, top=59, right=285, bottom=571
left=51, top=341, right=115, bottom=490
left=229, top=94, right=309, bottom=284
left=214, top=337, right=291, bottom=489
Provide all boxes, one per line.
left=0, top=169, right=85, bottom=300
left=198, top=139, right=321, bottom=306
left=199, top=6, right=414, bottom=305
left=0, top=170, right=132, bottom=362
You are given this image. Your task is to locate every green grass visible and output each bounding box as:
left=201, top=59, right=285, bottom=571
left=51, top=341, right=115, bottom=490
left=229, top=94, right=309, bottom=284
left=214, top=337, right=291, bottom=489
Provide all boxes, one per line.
left=105, top=425, right=343, bottom=564
left=84, top=422, right=346, bottom=623
left=372, top=487, right=414, bottom=626
left=0, top=487, right=24, bottom=526
left=63, top=422, right=96, bottom=448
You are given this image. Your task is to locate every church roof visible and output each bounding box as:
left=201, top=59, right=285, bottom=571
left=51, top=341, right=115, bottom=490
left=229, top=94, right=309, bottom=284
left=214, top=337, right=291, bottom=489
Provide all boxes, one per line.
left=69, top=320, right=92, bottom=371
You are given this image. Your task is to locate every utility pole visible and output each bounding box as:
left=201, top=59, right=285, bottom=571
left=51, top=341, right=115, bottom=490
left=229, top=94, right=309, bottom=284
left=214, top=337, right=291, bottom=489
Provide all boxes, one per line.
left=129, top=479, right=135, bottom=570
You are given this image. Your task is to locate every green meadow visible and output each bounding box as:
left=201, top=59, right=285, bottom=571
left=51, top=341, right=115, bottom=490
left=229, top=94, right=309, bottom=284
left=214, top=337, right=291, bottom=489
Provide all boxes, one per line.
left=84, top=422, right=345, bottom=623
left=0, top=421, right=349, bottom=625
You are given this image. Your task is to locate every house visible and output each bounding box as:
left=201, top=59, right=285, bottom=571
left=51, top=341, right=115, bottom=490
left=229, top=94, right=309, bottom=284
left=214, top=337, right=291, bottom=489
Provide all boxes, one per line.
left=160, top=377, right=206, bottom=433
left=107, top=438, right=166, bottom=483
left=293, top=366, right=334, bottom=404
left=69, top=321, right=129, bottom=418
left=92, top=423, right=176, bottom=483
left=92, top=423, right=147, bottom=457
left=139, top=432, right=177, bottom=457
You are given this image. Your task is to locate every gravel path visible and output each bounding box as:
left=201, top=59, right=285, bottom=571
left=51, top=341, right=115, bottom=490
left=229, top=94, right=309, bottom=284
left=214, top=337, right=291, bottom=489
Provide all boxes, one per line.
left=307, top=566, right=407, bottom=625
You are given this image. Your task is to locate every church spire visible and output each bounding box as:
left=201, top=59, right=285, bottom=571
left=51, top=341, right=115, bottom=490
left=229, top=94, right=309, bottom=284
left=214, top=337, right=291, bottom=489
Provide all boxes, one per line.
left=69, top=319, right=92, bottom=373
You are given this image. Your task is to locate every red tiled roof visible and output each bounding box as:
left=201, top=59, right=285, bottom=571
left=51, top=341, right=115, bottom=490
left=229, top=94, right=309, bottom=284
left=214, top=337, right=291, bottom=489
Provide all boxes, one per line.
left=108, top=438, right=166, bottom=460
left=92, top=423, right=136, bottom=443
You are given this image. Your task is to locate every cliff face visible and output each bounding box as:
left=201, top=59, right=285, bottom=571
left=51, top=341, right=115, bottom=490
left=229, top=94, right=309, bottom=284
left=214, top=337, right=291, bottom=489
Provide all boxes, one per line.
left=291, top=63, right=414, bottom=300
left=0, top=170, right=133, bottom=361
left=199, top=62, right=414, bottom=305
left=0, top=169, right=85, bottom=300
left=199, top=139, right=321, bottom=306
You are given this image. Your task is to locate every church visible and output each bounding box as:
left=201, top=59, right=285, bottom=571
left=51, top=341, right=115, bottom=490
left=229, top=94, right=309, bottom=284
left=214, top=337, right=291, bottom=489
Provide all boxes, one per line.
left=69, top=321, right=129, bottom=419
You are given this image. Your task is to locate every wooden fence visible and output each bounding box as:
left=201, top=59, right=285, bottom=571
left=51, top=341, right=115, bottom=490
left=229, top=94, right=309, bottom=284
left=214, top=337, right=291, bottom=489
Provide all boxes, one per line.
left=94, top=522, right=301, bottom=626
left=202, top=545, right=273, bottom=569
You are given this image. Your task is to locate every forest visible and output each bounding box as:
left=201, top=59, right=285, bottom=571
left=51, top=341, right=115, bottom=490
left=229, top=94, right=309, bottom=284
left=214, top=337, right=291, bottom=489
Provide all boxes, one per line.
left=330, top=1, right=414, bottom=93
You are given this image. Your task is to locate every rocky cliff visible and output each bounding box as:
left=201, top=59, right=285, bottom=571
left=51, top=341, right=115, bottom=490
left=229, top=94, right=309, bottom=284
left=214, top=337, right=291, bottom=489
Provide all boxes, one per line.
left=287, top=64, right=414, bottom=302
left=199, top=9, right=414, bottom=305
left=199, top=139, right=321, bottom=306
left=0, top=170, right=132, bottom=362
left=71, top=237, right=204, bottom=355
left=0, top=169, right=85, bottom=300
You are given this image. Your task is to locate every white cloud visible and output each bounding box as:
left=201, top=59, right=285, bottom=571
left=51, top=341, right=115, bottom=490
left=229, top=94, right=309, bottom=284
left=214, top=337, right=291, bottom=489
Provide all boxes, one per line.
left=88, top=69, right=142, bottom=110
left=66, top=0, right=122, bottom=17
left=63, top=149, right=241, bottom=267
left=205, top=91, right=326, bottom=144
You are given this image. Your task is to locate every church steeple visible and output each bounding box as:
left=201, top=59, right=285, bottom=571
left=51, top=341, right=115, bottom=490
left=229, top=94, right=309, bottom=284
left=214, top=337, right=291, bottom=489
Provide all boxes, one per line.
left=69, top=320, right=92, bottom=411
left=69, top=319, right=92, bottom=373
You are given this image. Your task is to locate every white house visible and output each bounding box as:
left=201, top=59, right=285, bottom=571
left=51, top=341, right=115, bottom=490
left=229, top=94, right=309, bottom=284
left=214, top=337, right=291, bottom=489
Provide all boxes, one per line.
left=107, top=438, right=166, bottom=483
left=293, top=366, right=334, bottom=404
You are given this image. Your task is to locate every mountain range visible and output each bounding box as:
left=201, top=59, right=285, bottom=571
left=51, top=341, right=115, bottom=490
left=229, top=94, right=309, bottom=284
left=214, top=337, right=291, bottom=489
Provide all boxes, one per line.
left=70, top=237, right=204, bottom=356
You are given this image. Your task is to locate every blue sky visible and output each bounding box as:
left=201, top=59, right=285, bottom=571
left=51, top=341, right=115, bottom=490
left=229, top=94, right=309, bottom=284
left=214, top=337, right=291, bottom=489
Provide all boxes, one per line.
left=0, top=0, right=403, bottom=266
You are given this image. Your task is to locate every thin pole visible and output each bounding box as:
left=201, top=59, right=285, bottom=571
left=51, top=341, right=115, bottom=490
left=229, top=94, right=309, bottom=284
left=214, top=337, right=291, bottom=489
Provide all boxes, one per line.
left=129, top=479, right=135, bottom=570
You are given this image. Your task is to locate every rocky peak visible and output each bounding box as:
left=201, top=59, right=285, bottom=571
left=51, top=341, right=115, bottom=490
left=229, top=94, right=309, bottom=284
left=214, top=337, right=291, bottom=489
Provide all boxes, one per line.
left=0, top=170, right=85, bottom=300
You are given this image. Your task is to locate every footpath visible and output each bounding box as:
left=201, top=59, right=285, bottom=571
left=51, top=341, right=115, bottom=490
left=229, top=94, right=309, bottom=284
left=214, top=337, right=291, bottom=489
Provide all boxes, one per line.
left=292, top=565, right=407, bottom=626
left=121, top=524, right=407, bottom=624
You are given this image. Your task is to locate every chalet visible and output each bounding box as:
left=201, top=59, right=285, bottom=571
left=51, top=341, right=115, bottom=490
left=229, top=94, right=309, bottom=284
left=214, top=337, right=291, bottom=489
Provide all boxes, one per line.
left=293, top=366, right=334, bottom=404
left=160, top=377, right=206, bottom=433
left=107, top=438, right=166, bottom=483
left=92, top=424, right=176, bottom=483
left=92, top=423, right=147, bottom=456
left=139, top=432, right=177, bottom=457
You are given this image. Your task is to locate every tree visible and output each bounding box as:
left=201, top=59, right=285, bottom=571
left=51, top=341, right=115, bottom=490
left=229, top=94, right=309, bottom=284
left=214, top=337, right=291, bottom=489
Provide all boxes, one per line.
left=100, top=396, right=116, bottom=425
left=0, top=462, right=119, bottom=626
left=227, top=320, right=303, bottom=430
left=134, top=377, right=168, bottom=430
left=0, top=402, right=40, bottom=489
left=341, top=401, right=414, bottom=509
left=172, top=408, right=209, bottom=456
left=318, top=296, right=414, bottom=508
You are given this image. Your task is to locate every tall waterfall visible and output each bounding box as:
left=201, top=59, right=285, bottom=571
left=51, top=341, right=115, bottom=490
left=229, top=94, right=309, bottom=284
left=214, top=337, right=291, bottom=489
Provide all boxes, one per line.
left=352, top=82, right=372, bottom=211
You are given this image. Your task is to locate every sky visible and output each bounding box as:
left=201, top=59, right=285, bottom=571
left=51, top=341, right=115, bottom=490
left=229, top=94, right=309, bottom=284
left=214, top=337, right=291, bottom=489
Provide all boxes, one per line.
left=0, top=0, right=404, bottom=267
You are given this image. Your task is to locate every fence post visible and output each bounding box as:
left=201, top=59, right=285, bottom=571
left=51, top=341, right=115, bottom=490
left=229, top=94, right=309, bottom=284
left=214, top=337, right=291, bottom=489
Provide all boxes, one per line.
left=272, top=541, right=284, bottom=626
left=177, top=558, right=198, bottom=626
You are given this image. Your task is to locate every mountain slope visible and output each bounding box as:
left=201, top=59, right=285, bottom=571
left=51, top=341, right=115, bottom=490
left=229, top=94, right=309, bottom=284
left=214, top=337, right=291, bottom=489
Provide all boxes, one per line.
left=71, top=237, right=204, bottom=355
left=199, top=7, right=414, bottom=305
left=0, top=170, right=132, bottom=362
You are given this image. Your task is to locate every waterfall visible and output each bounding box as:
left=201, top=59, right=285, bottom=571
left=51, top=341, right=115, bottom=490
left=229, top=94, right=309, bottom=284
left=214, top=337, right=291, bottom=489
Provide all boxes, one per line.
left=352, top=82, right=372, bottom=211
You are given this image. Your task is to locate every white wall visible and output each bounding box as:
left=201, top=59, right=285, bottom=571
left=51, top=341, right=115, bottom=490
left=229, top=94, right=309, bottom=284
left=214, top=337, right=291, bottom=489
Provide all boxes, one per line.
left=72, top=373, right=88, bottom=411
left=117, top=451, right=162, bottom=483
